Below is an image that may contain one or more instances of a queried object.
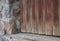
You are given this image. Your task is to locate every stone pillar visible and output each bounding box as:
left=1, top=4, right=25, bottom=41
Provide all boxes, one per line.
left=0, top=0, right=20, bottom=35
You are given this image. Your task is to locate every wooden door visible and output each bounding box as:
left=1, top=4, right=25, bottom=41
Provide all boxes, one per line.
left=20, top=0, right=60, bottom=36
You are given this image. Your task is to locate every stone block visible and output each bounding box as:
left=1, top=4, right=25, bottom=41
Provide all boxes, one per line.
left=0, top=12, right=2, bottom=20
left=12, top=7, right=20, bottom=17
left=0, top=21, right=4, bottom=35
left=4, top=18, right=18, bottom=35
left=9, top=0, right=15, bottom=3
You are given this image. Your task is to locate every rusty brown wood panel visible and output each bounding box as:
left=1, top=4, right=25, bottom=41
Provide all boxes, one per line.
left=20, top=0, right=60, bottom=36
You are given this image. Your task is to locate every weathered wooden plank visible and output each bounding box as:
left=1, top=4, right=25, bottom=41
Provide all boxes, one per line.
left=45, top=0, right=53, bottom=35
left=36, top=0, right=43, bottom=34
left=24, top=0, right=27, bottom=32
left=34, top=0, right=39, bottom=33
left=26, top=0, right=32, bottom=33
left=26, top=0, right=31, bottom=32
left=21, top=0, right=27, bottom=32
left=53, top=0, right=59, bottom=36
left=31, top=0, right=36, bottom=33
left=58, top=0, right=60, bottom=36
left=20, top=0, right=24, bottom=32
left=42, top=0, right=45, bottom=34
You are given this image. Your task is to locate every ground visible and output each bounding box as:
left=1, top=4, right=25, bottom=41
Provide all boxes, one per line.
left=0, top=33, right=60, bottom=41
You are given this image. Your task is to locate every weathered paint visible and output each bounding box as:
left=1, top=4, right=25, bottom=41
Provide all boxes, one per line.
left=20, top=0, right=60, bottom=36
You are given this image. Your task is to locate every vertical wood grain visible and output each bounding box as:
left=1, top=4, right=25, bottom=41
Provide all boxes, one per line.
left=34, top=0, right=39, bottom=33
left=37, top=0, right=43, bottom=34
left=21, top=0, right=27, bottom=32
left=42, top=0, right=45, bottom=34
left=32, top=0, right=36, bottom=33
left=20, top=0, right=24, bottom=32
left=26, top=0, right=31, bottom=32
left=24, top=0, right=27, bottom=32
left=57, top=0, right=60, bottom=36
left=28, top=0, right=32, bottom=33
left=20, top=0, right=60, bottom=36
left=45, top=0, right=53, bottom=35
left=53, top=0, right=59, bottom=36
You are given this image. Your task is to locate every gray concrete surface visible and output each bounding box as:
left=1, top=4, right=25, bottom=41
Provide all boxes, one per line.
left=0, top=33, right=60, bottom=41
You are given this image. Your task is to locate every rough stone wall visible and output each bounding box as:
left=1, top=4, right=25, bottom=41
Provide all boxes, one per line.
left=0, top=0, right=20, bottom=35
